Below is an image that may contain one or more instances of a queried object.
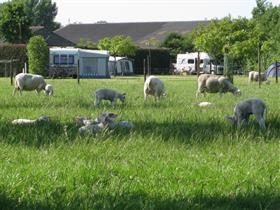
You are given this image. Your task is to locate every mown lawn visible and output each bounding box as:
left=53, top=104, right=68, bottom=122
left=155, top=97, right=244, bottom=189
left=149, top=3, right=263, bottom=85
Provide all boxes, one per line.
left=0, top=75, right=280, bottom=210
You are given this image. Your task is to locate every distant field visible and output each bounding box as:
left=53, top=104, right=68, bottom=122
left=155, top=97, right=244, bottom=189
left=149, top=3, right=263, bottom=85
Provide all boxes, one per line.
left=0, top=75, right=280, bottom=209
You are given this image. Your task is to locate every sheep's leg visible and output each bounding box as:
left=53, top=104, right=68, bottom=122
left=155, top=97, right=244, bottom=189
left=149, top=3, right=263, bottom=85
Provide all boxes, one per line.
left=255, top=113, right=266, bottom=129
left=13, top=87, right=17, bottom=96
left=95, top=96, right=100, bottom=106
left=144, top=92, right=147, bottom=100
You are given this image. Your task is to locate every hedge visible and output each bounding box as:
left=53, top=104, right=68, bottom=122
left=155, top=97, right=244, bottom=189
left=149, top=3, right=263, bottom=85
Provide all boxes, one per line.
left=132, top=48, right=171, bottom=74
left=0, top=44, right=27, bottom=76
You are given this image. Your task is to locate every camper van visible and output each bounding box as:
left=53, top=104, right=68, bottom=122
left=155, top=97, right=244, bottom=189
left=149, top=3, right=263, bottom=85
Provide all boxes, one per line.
left=49, top=47, right=110, bottom=78
left=175, top=52, right=223, bottom=75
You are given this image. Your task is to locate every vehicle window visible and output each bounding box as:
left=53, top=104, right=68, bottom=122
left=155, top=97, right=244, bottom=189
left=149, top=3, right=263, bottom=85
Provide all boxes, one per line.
left=53, top=55, right=59, bottom=64
left=68, top=55, right=74, bottom=65
left=188, top=59, right=194, bottom=64
left=60, top=54, right=68, bottom=65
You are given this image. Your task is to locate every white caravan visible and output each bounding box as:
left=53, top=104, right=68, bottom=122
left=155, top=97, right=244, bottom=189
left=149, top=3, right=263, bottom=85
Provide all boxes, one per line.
left=175, top=52, right=223, bottom=75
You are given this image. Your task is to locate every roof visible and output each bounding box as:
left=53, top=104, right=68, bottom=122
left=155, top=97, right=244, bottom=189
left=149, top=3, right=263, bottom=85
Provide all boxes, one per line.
left=32, top=27, right=75, bottom=47
left=55, top=21, right=209, bottom=48
left=50, top=47, right=109, bottom=57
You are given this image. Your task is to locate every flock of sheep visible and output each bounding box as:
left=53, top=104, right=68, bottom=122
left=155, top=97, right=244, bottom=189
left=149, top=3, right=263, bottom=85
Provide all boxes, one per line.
left=12, top=71, right=268, bottom=132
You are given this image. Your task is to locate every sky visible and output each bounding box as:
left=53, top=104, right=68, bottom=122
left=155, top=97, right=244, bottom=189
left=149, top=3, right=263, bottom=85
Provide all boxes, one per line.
left=0, top=0, right=280, bottom=25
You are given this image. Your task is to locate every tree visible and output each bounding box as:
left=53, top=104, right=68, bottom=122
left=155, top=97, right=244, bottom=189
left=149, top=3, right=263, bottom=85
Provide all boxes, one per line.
left=23, top=0, right=60, bottom=30
left=98, top=35, right=138, bottom=75
left=98, top=35, right=138, bottom=57
left=0, top=1, right=31, bottom=43
left=160, top=32, right=194, bottom=60
left=27, top=36, right=49, bottom=75
left=76, top=38, right=97, bottom=49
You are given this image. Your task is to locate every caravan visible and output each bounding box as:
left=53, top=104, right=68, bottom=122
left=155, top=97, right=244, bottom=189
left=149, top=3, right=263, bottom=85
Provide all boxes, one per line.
left=49, top=47, right=110, bottom=78
left=174, top=52, right=223, bottom=75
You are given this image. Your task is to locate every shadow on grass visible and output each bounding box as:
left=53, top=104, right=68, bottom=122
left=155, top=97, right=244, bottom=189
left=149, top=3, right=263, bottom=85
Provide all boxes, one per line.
left=0, top=190, right=279, bottom=210
left=1, top=116, right=280, bottom=147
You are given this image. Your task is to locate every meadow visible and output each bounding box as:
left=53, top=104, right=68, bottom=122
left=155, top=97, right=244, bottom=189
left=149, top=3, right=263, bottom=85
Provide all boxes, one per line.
left=0, top=75, right=280, bottom=210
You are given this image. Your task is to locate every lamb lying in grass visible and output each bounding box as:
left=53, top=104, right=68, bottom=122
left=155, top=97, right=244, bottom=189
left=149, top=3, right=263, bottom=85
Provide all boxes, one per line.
left=95, top=88, right=126, bottom=106
left=226, top=98, right=266, bottom=129
left=77, top=112, right=134, bottom=134
left=12, top=116, right=50, bottom=125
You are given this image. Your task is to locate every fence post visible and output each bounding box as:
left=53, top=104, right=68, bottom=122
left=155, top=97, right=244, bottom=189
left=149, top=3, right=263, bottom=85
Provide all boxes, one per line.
left=258, top=43, right=261, bottom=88
left=77, top=59, right=80, bottom=84
left=276, top=61, right=278, bottom=83
left=10, top=60, right=13, bottom=85
left=143, top=59, right=146, bottom=82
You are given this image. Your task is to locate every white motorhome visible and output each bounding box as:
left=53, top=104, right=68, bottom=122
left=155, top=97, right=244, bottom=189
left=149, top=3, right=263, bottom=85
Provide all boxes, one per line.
left=175, top=52, right=223, bottom=75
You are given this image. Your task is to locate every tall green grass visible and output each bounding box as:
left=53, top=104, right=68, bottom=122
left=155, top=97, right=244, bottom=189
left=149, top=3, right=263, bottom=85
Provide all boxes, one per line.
left=0, top=76, right=279, bottom=209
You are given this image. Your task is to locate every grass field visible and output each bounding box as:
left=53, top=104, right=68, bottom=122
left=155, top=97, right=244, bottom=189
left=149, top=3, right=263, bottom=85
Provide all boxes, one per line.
left=0, top=75, right=280, bottom=210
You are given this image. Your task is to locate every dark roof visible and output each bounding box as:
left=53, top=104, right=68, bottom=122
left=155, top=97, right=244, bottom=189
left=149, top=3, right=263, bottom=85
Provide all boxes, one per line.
left=55, top=21, right=209, bottom=48
left=32, top=27, right=75, bottom=47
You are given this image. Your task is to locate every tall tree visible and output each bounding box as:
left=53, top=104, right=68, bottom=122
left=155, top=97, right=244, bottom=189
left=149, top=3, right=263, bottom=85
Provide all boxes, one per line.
left=22, top=0, right=60, bottom=30
left=0, top=1, right=31, bottom=43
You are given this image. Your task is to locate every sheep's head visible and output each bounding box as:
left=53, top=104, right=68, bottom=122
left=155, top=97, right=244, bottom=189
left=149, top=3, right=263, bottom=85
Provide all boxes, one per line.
left=97, top=112, right=118, bottom=124
left=225, top=115, right=237, bottom=125
left=45, top=84, right=53, bottom=96
left=233, top=89, right=241, bottom=96
left=119, top=93, right=126, bottom=103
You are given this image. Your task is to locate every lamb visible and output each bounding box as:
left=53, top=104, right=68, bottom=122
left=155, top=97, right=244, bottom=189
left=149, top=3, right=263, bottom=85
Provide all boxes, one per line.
left=12, top=116, right=50, bottom=125
left=226, top=98, right=266, bottom=129
left=78, top=112, right=134, bottom=134
left=248, top=71, right=267, bottom=82
left=13, top=73, right=53, bottom=96
left=144, top=75, right=166, bottom=101
left=196, top=74, right=241, bottom=97
left=95, top=88, right=126, bottom=106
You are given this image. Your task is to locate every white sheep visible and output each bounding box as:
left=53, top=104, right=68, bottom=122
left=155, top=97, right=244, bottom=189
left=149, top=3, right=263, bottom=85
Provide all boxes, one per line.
left=226, top=98, right=266, bottom=129
left=248, top=71, right=267, bottom=83
left=12, top=116, right=50, bottom=125
left=95, top=88, right=126, bottom=106
left=13, top=73, right=53, bottom=96
left=144, top=75, right=166, bottom=101
left=196, top=74, right=241, bottom=97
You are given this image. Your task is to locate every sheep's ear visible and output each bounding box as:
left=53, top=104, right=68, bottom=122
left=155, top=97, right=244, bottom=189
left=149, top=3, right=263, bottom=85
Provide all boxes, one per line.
left=225, top=116, right=235, bottom=124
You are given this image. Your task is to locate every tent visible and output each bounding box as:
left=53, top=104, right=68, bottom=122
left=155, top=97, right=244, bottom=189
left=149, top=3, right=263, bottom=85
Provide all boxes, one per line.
left=49, top=47, right=110, bottom=78
left=108, top=57, right=134, bottom=75
left=265, top=62, right=280, bottom=77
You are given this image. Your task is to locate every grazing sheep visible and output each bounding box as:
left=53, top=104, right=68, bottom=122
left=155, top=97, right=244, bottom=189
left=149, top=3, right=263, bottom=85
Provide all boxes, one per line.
left=13, top=73, right=53, bottom=96
left=226, top=98, right=266, bottom=129
left=95, top=88, right=126, bottom=106
left=144, top=76, right=166, bottom=101
left=248, top=71, right=267, bottom=82
left=12, top=116, right=50, bottom=125
left=196, top=74, right=241, bottom=97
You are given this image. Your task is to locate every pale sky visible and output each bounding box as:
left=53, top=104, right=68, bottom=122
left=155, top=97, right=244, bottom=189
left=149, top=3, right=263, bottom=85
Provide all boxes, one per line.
left=1, top=0, right=280, bottom=25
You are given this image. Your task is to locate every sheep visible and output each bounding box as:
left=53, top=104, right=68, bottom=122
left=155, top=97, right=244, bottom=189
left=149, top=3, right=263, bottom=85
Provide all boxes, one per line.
left=13, top=73, right=53, bottom=96
left=144, top=75, right=166, bottom=101
left=196, top=74, right=241, bottom=97
left=95, top=88, right=126, bottom=106
left=226, top=98, right=266, bottom=129
left=78, top=112, right=134, bottom=134
left=12, top=116, right=50, bottom=125
left=248, top=71, right=267, bottom=83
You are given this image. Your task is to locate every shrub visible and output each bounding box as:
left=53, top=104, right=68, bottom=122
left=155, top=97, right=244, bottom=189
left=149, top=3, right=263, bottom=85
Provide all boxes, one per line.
left=27, top=36, right=49, bottom=75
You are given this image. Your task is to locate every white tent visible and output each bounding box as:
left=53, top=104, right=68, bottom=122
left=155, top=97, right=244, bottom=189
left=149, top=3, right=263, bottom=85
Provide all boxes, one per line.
left=108, top=56, right=134, bottom=75
left=49, top=47, right=110, bottom=78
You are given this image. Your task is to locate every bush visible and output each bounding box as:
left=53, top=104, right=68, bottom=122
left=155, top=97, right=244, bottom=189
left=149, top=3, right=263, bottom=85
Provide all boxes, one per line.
left=27, top=36, right=49, bottom=75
